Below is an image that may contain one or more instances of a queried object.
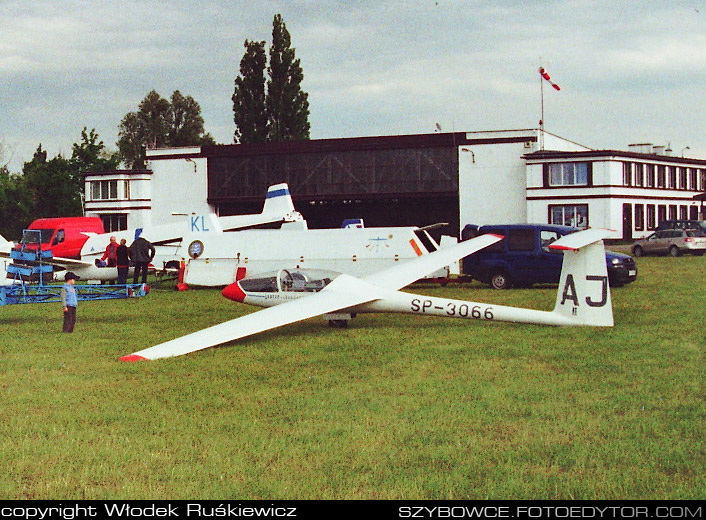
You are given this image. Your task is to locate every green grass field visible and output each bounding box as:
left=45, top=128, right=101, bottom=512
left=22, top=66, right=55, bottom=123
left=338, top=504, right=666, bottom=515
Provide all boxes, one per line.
left=0, top=256, right=703, bottom=500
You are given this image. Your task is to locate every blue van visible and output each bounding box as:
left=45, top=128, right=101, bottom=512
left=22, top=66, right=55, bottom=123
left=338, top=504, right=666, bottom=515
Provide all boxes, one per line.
left=461, top=224, right=637, bottom=289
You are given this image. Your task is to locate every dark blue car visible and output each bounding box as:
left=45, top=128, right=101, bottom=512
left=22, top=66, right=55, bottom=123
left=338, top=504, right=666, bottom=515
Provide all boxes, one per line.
left=461, top=223, right=637, bottom=289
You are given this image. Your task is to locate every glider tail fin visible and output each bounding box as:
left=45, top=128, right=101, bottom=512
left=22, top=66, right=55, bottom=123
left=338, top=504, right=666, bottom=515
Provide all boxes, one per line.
left=550, top=229, right=614, bottom=327
left=262, top=183, right=295, bottom=216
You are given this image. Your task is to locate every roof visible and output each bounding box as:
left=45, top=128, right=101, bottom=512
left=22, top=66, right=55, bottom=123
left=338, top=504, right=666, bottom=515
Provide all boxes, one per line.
left=146, top=131, right=541, bottom=161
left=82, top=169, right=152, bottom=177
left=524, top=149, right=706, bottom=166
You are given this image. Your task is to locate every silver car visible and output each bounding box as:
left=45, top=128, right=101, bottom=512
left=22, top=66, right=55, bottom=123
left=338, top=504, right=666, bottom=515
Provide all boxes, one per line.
left=632, top=229, right=706, bottom=257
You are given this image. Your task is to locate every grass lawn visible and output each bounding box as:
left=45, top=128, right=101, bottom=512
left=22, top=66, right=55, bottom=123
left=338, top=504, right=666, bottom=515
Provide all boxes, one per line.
left=0, top=256, right=703, bottom=499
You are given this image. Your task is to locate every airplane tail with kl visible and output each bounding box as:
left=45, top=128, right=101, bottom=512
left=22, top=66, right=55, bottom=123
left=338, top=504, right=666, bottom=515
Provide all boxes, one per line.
left=121, top=228, right=614, bottom=361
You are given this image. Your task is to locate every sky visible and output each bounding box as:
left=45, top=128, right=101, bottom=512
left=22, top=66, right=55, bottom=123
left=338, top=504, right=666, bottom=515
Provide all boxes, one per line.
left=2, top=0, right=706, bottom=172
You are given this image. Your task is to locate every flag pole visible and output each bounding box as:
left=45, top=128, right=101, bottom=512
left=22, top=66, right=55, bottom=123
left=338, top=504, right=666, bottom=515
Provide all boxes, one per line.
left=538, top=66, right=560, bottom=151
left=539, top=69, right=545, bottom=150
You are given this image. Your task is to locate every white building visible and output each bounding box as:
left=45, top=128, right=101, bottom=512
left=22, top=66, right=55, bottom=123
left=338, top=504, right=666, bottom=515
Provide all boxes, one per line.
left=83, top=147, right=209, bottom=232
left=83, top=130, right=706, bottom=242
left=525, top=147, right=706, bottom=240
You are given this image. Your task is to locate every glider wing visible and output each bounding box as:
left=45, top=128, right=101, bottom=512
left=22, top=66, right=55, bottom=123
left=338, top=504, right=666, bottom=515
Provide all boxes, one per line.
left=120, top=274, right=385, bottom=361
left=364, top=233, right=503, bottom=290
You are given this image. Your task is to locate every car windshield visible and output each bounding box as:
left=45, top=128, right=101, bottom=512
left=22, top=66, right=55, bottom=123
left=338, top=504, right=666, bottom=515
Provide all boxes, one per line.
left=686, top=230, right=706, bottom=237
left=22, top=229, right=53, bottom=244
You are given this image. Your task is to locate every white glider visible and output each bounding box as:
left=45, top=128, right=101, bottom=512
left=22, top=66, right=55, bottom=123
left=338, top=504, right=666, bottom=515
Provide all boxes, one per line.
left=120, top=228, right=614, bottom=361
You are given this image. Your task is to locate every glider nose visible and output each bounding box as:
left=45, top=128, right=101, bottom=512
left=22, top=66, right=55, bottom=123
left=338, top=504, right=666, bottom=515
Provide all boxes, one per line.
left=222, top=282, right=247, bottom=303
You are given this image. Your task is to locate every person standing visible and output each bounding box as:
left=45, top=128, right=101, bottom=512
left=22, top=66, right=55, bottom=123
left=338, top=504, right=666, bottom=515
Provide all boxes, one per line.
left=101, top=236, right=119, bottom=267
left=100, top=235, right=120, bottom=284
left=61, top=272, right=80, bottom=333
left=129, top=232, right=156, bottom=284
left=116, top=238, right=130, bottom=285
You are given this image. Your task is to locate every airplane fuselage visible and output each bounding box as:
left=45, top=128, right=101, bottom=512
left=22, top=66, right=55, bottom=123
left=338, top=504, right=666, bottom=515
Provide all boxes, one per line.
left=239, top=288, right=573, bottom=326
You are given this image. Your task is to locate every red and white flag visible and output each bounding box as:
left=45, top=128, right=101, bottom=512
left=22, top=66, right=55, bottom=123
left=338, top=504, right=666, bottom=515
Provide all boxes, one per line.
left=539, top=67, right=561, bottom=91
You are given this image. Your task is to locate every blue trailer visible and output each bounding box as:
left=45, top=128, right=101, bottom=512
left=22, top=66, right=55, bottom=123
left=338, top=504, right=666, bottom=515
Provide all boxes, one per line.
left=1, top=236, right=149, bottom=306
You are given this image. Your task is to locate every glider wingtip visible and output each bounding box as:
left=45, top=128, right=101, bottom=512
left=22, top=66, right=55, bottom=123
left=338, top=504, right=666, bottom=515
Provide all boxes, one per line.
left=549, top=244, right=577, bottom=251
left=120, top=354, right=149, bottom=362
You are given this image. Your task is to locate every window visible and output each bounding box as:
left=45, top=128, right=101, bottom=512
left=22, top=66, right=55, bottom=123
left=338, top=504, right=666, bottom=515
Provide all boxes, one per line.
left=678, top=167, right=687, bottom=190
left=91, top=180, right=118, bottom=200
left=700, top=170, right=706, bottom=191
left=645, top=164, right=655, bottom=187
left=657, top=165, right=666, bottom=188
left=548, top=162, right=590, bottom=186
left=634, top=204, right=644, bottom=231
left=690, top=206, right=699, bottom=219
left=101, top=214, right=127, bottom=232
left=688, top=168, right=697, bottom=190
left=53, top=229, right=65, bottom=245
left=549, top=204, right=589, bottom=228
left=623, top=162, right=632, bottom=186
left=634, top=163, right=644, bottom=186
left=666, top=166, right=676, bottom=188
left=669, top=205, right=677, bottom=220
left=540, top=230, right=562, bottom=252
left=124, top=180, right=131, bottom=200
left=647, top=205, right=656, bottom=230
left=507, top=229, right=535, bottom=251
left=657, top=205, right=667, bottom=225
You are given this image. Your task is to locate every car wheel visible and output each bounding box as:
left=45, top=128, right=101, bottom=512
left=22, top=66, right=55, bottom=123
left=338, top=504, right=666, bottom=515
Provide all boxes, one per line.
left=489, top=271, right=511, bottom=290
left=669, top=245, right=680, bottom=257
left=632, top=246, right=644, bottom=257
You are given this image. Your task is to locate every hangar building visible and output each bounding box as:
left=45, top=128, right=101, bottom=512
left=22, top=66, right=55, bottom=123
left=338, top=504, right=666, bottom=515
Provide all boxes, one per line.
left=83, top=129, right=706, bottom=241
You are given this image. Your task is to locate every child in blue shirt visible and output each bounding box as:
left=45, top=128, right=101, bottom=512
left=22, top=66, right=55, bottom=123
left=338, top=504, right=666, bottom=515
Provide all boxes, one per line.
left=61, top=272, right=80, bottom=333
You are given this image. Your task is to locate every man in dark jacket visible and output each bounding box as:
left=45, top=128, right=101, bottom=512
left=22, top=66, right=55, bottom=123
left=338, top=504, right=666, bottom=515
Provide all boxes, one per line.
left=129, top=232, right=156, bottom=284
left=116, top=238, right=130, bottom=285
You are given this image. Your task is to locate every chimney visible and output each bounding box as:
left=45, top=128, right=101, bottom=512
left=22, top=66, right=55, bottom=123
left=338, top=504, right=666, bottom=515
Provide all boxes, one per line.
left=628, top=143, right=653, bottom=154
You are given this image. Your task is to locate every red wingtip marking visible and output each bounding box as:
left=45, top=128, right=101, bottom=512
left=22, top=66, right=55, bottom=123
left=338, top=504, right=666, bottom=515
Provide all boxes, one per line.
left=222, top=282, right=247, bottom=303
left=549, top=244, right=577, bottom=251
left=120, top=354, right=148, bottom=362
left=489, top=234, right=505, bottom=240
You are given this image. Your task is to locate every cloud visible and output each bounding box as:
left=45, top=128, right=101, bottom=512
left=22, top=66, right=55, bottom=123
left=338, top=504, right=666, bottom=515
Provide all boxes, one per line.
left=2, top=0, right=706, bottom=170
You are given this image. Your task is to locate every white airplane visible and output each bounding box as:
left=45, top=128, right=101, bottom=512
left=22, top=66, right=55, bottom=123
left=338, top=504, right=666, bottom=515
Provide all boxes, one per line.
left=33, top=183, right=301, bottom=282
left=179, top=224, right=448, bottom=287
left=120, top=228, right=614, bottom=361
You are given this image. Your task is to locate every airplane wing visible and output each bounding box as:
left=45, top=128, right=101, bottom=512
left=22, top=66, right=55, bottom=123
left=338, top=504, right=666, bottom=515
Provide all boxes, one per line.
left=363, top=233, right=503, bottom=290
left=0, top=250, right=92, bottom=269
left=120, top=274, right=387, bottom=361
left=121, top=233, right=503, bottom=361
left=43, top=256, right=94, bottom=269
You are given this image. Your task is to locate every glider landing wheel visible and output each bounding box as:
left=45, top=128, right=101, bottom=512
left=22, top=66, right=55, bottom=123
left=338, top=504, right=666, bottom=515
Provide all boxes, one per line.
left=328, top=319, right=349, bottom=328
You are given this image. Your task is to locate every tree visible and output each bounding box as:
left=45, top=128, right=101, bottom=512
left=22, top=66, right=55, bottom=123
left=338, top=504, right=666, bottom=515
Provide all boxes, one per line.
left=232, top=14, right=310, bottom=143
left=267, top=14, right=310, bottom=141
left=118, top=90, right=214, bottom=169
left=0, top=164, right=32, bottom=240
left=22, top=145, right=82, bottom=218
left=71, top=127, right=121, bottom=173
left=9, top=129, right=118, bottom=229
left=232, top=40, right=269, bottom=143
left=169, top=90, right=215, bottom=147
